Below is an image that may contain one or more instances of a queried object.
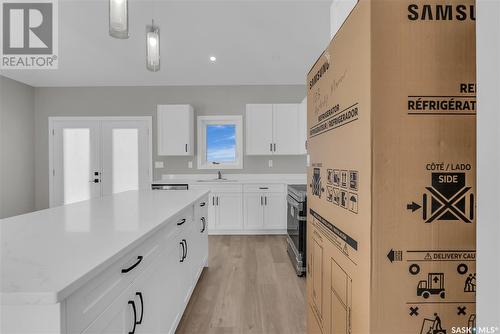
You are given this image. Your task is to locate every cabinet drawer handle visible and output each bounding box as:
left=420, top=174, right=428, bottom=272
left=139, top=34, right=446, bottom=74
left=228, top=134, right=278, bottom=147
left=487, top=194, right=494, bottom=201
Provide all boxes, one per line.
left=121, top=256, right=143, bottom=274
left=135, top=292, right=144, bottom=324
left=259, top=187, right=269, bottom=190
left=180, top=241, right=185, bottom=262
left=183, top=239, right=188, bottom=260
left=265, top=196, right=267, bottom=205
left=177, top=218, right=186, bottom=226
left=128, top=300, right=137, bottom=334
left=261, top=196, right=263, bottom=206
left=185, top=144, right=188, bottom=152
left=199, top=202, right=206, bottom=207
left=201, top=217, right=206, bottom=233
left=273, top=143, right=276, bottom=152
left=270, top=143, right=272, bottom=152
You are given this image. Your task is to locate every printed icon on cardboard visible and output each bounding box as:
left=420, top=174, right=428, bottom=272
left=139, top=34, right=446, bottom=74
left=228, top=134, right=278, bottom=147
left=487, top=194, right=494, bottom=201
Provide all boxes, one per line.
left=349, top=170, right=359, bottom=191
left=333, top=169, right=340, bottom=186
left=333, top=187, right=340, bottom=206
left=326, top=186, right=333, bottom=202
left=340, top=190, right=348, bottom=208
left=407, top=172, right=474, bottom=224
left=416, top=273, right=445, bottom=299
left=463, top=273, right=476, bottom=293
left=312, top=168, right=322, bottom=198
left=327, top=169, right=333, bottom=185
left=340, top=170, right=348, bottom=188
left=419, top=313, right=446, bottom=334
left=349, top=192, right=358, bottom=214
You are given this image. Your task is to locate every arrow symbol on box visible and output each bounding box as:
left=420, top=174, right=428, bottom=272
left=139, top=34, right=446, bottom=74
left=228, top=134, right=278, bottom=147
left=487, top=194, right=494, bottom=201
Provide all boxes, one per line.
left=387, top=249, right=395, bottom=262
left=406, top=202, right=421, bottom=212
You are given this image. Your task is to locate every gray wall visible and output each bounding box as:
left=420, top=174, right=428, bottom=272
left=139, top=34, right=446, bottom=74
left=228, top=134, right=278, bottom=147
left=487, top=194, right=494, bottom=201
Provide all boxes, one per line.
left=34, top=85, right=307, bottom=210
left=0, top=76, right=35, bottom=218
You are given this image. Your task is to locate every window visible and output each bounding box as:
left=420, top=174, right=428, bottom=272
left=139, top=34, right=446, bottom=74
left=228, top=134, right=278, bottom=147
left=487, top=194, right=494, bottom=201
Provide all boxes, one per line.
left=197, top=116, right=243, bottom=169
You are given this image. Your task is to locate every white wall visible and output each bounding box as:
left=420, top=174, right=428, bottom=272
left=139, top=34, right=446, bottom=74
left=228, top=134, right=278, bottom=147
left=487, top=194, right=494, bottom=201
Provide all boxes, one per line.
left=330, top=0, right=357, bottom=38
left=476, top=0, right=500, bottom=327
left=0, top=76, right=35, bottom=219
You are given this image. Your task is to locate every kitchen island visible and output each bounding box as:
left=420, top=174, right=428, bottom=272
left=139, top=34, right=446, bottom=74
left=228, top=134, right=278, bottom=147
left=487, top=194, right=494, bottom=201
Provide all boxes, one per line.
left=1, top=189, right=209, bottom=334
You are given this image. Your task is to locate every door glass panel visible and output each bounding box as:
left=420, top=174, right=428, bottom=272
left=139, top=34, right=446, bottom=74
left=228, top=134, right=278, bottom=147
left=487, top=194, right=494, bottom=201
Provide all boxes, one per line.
left=112, top=129, right=138, bottom=194
left=63, top=128, right=91, bottom=204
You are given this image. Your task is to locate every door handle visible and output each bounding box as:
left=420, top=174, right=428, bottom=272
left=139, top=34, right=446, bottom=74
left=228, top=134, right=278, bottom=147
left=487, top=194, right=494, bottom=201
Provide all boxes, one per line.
left=265, top=196, right=267, bottom=206
left=216, top=196, right=219, bottom=206
left=185, top=144, right=188, bottom=152
left=273, top=143, right=276, bottom=152
left=135, top=292, right=144, bottom=324
left=212, top=197, right=215, bottom=206
left=200, top=202, right=206, bottom=207
left=261, top=196, right=263, bottom=206
left=121, top=256, right=143, bottom=274
left=128, top=300, right=137, bottom=334
left=270, top=143, right=272, bottom=152
left=177, top=218, right=186, bottom=226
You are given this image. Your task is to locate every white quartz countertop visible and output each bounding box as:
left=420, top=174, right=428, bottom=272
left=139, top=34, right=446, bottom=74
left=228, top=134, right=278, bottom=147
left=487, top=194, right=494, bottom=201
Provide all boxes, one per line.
left=0, top=189, right=208, bottom=305
left=152, top=173, right=307, bottom=185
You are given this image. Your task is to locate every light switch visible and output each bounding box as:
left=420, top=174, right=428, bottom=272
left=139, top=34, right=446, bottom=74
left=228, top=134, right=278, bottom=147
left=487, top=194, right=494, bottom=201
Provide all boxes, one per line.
left=155, top=161, right=164, bottom=169
left=188, top=161, right=193, bottom=169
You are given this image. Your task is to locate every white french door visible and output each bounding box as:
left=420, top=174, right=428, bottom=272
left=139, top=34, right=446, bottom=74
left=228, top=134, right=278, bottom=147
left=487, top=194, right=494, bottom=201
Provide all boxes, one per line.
left=49, top=117, right=152, bottom=207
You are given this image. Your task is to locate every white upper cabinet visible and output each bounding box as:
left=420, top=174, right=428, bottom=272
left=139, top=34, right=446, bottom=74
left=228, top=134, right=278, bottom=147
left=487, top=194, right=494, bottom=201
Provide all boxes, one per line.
left=272, top=103, right=300, bottom=155
left=245, top=104, right=274, bottom=155
left=157, top=105, right=194, bottom=156
left=298, top=97, right=307, bottom=154
left=245, top=103, right=304, bottom=155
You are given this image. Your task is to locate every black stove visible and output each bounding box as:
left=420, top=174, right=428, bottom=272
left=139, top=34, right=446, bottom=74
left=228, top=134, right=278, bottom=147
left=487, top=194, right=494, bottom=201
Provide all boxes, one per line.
left=286, top=184, right=307, bottom=276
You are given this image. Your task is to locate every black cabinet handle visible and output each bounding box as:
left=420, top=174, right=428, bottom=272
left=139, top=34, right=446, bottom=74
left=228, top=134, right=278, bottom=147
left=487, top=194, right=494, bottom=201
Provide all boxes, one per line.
left=180, top=241, right=185, bottom=262
left=259, top=187, right=269, bottom=190
left=121, top=256, right=143, bottom=274
left=177, top=218, right=186, bottom=226
left=212, top=197, right=215, bottom=206
left=201, top=217, right=206, bottom=233
left=260, top=196, right=263, bottom=206
left=185, top=144, right=188, bottom=152
left=216, top=196, right=219, bottom=206
left=135, top=292, right=144, bottom=324
left=183, top=239, right=188, bottom=260
left=265, top=196, right=267, bottom=205
left=128, top=300, right=137, bottom=334
left=200, top=202, right=206, bottom=207
left=270, top=143, right=272, bottom=152
left=273, top=143, right=276, bottom=152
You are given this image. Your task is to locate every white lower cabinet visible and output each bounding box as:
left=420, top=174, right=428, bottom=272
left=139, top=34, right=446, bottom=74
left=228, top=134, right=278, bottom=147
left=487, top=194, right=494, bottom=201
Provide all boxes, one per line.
left=72, top=196, right=208, bottom=334
left=216, top=192, right=243, bottom=230
left=243, top=191, right=286, bottom=232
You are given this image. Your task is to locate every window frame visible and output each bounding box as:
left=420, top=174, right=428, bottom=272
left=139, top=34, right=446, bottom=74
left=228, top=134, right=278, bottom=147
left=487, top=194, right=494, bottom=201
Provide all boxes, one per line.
left=197, top=115, right=243, bottom=170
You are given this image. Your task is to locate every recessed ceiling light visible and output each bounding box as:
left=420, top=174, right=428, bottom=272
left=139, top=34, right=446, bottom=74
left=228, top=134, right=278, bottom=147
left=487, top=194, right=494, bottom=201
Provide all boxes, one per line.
left=209, top=56, right=217, bottom=62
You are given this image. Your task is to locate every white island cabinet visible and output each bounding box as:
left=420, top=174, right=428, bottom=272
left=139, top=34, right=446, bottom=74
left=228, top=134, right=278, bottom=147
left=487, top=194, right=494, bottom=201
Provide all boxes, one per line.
left=0, top=190, right=209, bottom=334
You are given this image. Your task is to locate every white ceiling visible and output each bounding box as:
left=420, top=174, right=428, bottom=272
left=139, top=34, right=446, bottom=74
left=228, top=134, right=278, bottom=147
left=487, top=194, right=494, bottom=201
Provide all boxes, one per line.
left=1, top=0, right=331, bottom=87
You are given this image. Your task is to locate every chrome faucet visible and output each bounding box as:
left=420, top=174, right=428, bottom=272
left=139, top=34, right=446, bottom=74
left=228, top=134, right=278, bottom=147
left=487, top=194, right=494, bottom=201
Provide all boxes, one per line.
left=217, top=171, right=223, bottom=180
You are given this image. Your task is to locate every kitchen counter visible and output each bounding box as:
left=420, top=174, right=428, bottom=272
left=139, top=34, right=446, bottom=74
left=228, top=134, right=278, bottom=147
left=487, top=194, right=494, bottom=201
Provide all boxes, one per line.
left=0, top=189, right=208, bottom=305
left=152, top=173, right=307, bottom=185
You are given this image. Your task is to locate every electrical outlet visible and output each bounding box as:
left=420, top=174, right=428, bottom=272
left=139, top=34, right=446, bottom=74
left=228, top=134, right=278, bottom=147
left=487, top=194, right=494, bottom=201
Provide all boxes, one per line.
left=154, top=161, right=164, bottom=169
left=188, top=161, right=193, bottom=169
left=268, top=159, right=273, bottom=168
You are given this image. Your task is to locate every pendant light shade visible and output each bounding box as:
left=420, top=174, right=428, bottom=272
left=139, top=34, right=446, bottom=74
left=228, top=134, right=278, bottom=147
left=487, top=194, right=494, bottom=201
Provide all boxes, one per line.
left=146, top=22, right=160, bottom=72
left=109, top=0, right=129, bottom=39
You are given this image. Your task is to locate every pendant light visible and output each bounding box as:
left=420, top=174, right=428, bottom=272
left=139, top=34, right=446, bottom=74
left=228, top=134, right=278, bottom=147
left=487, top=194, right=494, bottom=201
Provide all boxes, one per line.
left=109, top=0, right=129, bottom=39
left=146, top=20, right=160, bottom=72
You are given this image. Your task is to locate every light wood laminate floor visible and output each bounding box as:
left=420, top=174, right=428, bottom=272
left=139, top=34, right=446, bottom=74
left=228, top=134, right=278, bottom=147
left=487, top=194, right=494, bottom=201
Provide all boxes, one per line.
left=176, top=235, right=306, bottom=334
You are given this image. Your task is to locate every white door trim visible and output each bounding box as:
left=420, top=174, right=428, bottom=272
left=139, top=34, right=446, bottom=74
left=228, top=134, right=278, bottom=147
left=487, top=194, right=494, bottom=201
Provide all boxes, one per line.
left=48, top=116, right=153, bottom=207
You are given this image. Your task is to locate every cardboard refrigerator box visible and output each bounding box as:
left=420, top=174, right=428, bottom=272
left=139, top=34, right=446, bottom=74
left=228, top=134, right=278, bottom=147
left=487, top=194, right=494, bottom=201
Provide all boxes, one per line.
left=305, top=1, right=476, bottom=334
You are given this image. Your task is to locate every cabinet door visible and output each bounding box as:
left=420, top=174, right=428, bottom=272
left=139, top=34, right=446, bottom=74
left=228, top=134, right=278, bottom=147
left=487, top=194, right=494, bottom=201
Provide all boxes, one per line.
left=216, top=192, right=243, bottom=230
left=82, top=290, right=135, bottom=334
left=207, top=193, right=217, bottom=231
left=272, top=104, right=300, bottom=155
left=134, top=242, right=183, bottom=334
left=245, top=104, right=273, bottom=155
left=243, top=193, right=264, bottom=230
left=263, top=193, right=286, bottom=230
left=157, top=105, right=193, bottom=156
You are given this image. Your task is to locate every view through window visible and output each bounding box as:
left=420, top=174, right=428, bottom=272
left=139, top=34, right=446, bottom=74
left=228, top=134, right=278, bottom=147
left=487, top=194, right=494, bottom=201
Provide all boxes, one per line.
left=206, top=124, right=236, bottom=163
